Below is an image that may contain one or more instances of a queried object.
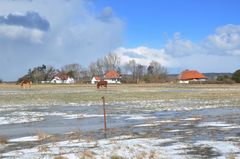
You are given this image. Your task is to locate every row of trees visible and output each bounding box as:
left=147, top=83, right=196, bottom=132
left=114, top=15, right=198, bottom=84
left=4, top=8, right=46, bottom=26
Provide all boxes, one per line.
left=18, top=53, right=168, bottom=83
left=16, top=52, right=240, bottom=84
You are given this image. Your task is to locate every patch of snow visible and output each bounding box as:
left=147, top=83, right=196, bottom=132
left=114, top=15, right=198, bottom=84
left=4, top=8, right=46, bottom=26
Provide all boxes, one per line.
left=9, top=136, right=39, bottom=142
left=195, top=140, right=240, bottom=156
left=198, top=121, right=234, bottom=127
left=181, top=117, right=202, bottom=121
left=164, top=130, right=182, bottom=133
left=63, top=114, right=104, bottom=119
left=125, top=115, right=156, bottom=120
left=134, top=123, right=160, bottom=127
left=2, top=137, right=187, bottom=159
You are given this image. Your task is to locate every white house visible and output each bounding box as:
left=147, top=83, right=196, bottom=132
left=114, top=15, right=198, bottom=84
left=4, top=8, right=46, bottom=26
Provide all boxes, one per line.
left=104, top=70, right=121, bottom=84
left=91, top=76, right=101, bottom=84
left=51, top=73, right=75, bottom=84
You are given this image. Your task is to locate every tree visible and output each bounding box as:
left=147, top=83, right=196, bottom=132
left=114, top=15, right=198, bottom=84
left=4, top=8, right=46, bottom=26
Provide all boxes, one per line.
left=136, top=64, right=145, bottom=83
left=149, top=61, right=167, bottom=76
left=88, top=59, right=104, bottom=77
left=89, top=62, right=99, bottom=77
left=232, top=69, right=240, bottom=83
left=18, top=65, right=57, bottom=83
left=122, top=60, right=146, bottom=83
left=61, top=63, right=82, bottom=81
left=125, top=59, right=137, bottom=81
left=45, top=66, right=57, bottom=81
left=145, top=61, right=168, bottom=83
left=103, top=52, right=120, bottom=72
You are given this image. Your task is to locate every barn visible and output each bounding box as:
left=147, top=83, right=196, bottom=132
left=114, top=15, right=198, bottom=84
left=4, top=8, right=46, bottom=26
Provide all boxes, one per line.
left=178, top=70, right=207, bottom=84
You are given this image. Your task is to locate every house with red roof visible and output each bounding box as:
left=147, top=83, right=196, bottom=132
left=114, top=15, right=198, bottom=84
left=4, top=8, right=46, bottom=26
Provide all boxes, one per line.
left=91, top=76, right=101, bottom=84
left=51, top=72, right=75, bottom=84
left=104, top=70, right=121, bottom=84
left=91, top=70, right=121, bottom=84
left=178, top=70, right=207, bottom=84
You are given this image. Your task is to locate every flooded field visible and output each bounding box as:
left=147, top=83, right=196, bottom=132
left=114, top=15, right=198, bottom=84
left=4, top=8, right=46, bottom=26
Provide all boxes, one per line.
left=1, top=84, right=240, bottom=158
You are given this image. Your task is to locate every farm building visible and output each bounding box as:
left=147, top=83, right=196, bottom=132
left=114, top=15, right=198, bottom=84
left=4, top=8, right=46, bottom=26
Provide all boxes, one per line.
left=91, top=76, right=101, bottom=84
left=104, top=70, right=121, bottom=84
left=178, top=70, right=207, bottom=84
left=51, top=73, right=75, bottom=84
left=91, top=70, right=121, bottom=84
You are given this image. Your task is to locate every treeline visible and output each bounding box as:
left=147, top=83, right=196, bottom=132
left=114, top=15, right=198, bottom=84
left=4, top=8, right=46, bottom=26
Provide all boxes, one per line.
left=16, top=52, right=240, bottom=84
left=18, top=53, right=168, bottom=84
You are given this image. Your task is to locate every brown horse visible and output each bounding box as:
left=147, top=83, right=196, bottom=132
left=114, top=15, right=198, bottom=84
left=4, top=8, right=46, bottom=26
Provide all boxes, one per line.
left=20, top=79, right=32, bottom=89
left=97, top=81, right=107, bottom=89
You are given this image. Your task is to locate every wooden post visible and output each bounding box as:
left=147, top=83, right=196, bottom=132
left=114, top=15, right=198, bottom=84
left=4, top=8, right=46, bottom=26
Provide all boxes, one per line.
left=101, top=96, right=107, bottom=137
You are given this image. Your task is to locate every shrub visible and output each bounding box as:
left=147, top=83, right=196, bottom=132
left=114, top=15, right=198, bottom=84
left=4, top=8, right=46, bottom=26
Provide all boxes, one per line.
left=232, top=69, right=240, bottom=83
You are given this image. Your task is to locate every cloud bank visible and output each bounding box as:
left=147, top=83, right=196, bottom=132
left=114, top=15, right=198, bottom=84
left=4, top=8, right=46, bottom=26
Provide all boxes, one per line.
left=114, top=24, right=240, bottom=74
left=0, top=0, right=239, bottom=81
left=0, top=11, right=50, bottom=31
left=0, top=0, right=124, bottom=81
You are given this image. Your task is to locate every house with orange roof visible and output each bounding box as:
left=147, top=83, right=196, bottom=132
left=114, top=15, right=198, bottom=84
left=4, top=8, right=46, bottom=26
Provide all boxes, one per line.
left=178, top=70, right=207, bottom=84
left=91, top=76, right=101, bottom=84
left=91, top=70, right=121, bottom=84
left=104, top=70, right=121, bottom=84
left=51, top=72, right=75, bottom=84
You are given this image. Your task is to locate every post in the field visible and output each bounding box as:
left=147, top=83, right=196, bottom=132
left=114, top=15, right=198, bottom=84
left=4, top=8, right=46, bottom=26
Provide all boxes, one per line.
left=101, top=96, right=107, bottom=138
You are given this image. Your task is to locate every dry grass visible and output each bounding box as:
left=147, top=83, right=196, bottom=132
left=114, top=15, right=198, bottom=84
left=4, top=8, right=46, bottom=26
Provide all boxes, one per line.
left=111, top=155, right=125, bottom=159
left=0, top=136, right=8, bottom=145
left=1, top=83, right=240, bottom=106
left=37, top=131, right=49, bottom=140
left=227, top=153, right=237, bottom=159
left=54, top=156, right=68, bottom=159
left=79, top=150, right=95, bottom=159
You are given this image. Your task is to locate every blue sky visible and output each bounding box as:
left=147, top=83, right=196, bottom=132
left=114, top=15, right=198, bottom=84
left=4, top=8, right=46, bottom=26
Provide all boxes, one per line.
left=96, top=0, right=240, bottom=46
left=0, top=0, right=240, bottom=81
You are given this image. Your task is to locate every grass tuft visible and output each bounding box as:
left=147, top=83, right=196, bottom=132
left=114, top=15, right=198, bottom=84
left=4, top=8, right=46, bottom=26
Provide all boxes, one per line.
left=37, top=131, right=49, bottom=140
left=0, top=136, right=8, bottom=145
left=54, top=156, right=68, bottom=159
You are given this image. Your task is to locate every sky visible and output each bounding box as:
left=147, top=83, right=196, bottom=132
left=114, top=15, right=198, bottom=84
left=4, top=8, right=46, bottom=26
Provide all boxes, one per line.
left=0, top=0, right=240, bottom=81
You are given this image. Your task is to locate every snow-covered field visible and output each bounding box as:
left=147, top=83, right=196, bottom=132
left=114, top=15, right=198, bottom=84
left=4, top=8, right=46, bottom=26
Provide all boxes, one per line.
left=1, top=84, right=240, bottom=158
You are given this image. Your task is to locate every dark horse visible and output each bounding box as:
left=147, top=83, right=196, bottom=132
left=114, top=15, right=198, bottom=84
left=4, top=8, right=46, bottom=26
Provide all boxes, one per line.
left=97, top=81, right=107, bottom=89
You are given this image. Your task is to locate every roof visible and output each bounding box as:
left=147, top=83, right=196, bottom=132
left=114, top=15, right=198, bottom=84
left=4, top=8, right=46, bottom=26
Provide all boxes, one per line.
left=55, top=72, right=69, bottom=80
left=178, top=70, right=207, bottom=80
left=93, top=76, right=101, bottom=80
left=104, top=70, right=120, bottom=79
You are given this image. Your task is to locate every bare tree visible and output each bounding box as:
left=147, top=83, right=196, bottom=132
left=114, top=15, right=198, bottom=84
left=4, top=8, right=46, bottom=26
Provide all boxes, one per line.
left=123, top=60, right=147, bottom=83
left=96, top=59, right=104, bottom=75
left=61, top=63, right=82, bottom=81
left=89, top=62, right=99, bottom=77
left=125, top=59, right=137, bottom=81
left=147, top=61, right=168, bottom=82
left=149, top=61, right=167, bottom=75
left=136, top=64, right=146, bottom=83
left=103, top=52, right=120, bottom=72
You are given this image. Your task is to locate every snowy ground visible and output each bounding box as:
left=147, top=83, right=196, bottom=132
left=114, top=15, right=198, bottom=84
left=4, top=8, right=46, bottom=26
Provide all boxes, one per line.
left=1, top=84, right=240, bottom=158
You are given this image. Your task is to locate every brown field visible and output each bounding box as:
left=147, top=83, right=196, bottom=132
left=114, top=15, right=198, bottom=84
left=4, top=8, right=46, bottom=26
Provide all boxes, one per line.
left=1, top=83, right=240, bottom=106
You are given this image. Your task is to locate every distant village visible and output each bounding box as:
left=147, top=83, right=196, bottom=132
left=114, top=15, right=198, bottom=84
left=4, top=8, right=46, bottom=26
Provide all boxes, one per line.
left=1, top=53, right=239, bottom=84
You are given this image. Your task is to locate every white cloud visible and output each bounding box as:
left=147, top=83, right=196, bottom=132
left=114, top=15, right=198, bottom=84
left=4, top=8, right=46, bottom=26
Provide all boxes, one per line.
left=114, top=24, right=240, bottom=74
left=165, top=32, right=201, bottom=56
left=0, top=25, right=45, bottom=43
left=204, top=24, right=240, bottom=55
left=114, top=46, right=176, bottom=67
left=0, top=0, right=124, bottom=81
